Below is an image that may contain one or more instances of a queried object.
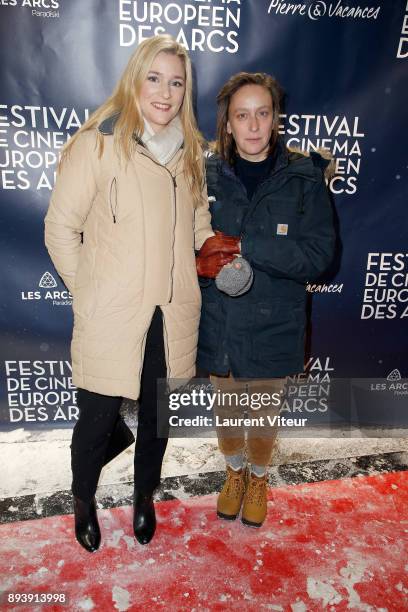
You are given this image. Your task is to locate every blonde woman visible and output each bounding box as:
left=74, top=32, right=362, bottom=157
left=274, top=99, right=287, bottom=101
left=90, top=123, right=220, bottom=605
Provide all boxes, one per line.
left=45, top=35, right=238, bottom=552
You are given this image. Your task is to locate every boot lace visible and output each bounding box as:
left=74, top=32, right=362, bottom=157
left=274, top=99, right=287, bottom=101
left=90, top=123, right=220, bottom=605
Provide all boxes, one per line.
left=246, top=475, right=267, bottom=505
left=225, top=470, right=244, bottom=499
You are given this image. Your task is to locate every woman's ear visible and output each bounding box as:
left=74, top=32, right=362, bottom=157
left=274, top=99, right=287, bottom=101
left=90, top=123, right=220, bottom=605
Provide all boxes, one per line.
left=226, top=120, right=232, bottom=135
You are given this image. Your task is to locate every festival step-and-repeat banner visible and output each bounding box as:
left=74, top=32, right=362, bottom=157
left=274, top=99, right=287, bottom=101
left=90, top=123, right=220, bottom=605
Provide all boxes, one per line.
left=0, top=1, right=407, bottom=429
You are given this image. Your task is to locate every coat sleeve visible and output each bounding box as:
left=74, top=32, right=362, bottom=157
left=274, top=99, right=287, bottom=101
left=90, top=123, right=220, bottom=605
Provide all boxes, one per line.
left=241, top=169, right=336, bottom=283
left=44, top=130, right=99, bottom=294
left=193, top=178, right=215, bottom=251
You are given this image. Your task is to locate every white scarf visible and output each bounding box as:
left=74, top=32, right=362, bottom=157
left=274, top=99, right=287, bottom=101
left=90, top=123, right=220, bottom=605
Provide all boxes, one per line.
left=141, top=115, right=184, bottom=166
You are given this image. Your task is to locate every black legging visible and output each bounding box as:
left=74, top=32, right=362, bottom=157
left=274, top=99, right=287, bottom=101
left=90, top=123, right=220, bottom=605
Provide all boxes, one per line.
left=71, top=306, right=168, bottom=501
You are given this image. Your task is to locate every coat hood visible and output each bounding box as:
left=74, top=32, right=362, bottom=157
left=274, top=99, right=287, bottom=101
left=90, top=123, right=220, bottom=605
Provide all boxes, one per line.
left=288, top=145, right=336, bottom=180
left=206, top=137, right=334, bottom=182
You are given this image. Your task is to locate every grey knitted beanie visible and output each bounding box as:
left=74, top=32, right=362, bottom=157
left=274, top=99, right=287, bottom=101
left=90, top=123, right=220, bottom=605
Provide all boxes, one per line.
left=215, top=256, right=254, bottom=297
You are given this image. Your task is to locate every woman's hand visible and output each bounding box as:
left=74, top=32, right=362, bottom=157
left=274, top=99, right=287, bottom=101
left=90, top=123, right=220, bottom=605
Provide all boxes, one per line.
left=198, top=230, right=241, bottom=259
left=196, top=252, right=235, bottom=278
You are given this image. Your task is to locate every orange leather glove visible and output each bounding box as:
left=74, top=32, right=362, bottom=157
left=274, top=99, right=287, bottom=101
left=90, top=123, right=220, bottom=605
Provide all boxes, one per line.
left=198, top=230, right=241, bottom=259
left=196, top=252, right=235, bottom=278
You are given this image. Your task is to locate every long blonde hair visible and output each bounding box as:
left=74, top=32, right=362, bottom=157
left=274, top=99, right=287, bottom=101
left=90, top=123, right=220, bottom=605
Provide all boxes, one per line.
left=60, top=35, right=205, bottom=206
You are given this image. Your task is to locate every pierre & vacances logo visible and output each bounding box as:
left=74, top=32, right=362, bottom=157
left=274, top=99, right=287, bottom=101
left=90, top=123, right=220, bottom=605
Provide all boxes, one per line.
left=267, top=0, right=380, bottom=21
left=21, top=271, right=72, bottom=307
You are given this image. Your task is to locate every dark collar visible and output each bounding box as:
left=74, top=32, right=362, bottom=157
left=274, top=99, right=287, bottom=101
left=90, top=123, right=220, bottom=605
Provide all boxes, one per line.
left=98, top=113, right=144, bottom=145
left=210, top=136, right=326, bottom=183
left=270, top=137, right=289, bottom=174
left=98, top=113, right=120, bottom=136
left=215, top=137, right=289, bottom=179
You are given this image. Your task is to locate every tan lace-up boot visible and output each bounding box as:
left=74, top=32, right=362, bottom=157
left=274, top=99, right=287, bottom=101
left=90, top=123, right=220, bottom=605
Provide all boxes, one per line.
left=217, top=465, right=246, bottom=520
left=241, top=469, right=268, bottom=527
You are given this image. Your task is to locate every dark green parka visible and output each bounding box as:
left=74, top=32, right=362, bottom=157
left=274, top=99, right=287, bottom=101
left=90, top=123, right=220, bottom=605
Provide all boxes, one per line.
left=197, top=138, right=336, bottom=378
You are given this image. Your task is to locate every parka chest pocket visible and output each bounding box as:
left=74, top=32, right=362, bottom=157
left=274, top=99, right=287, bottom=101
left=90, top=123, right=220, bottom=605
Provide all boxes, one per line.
left=106, top=175, right=136, bottom=225
left=109, top=177, right=118, bottom=223
left=265, top=197, right=303, bottom=240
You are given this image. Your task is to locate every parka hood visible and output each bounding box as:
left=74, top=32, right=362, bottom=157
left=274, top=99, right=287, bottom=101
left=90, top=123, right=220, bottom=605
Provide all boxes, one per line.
left=206, top=137, right=334, bottom=182
left=288, top=145, right=336, bottom=180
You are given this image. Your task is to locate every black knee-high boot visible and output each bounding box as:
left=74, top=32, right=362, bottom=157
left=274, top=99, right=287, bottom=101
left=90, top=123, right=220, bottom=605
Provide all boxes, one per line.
left=133, top=306, right=168, bottom=545
left=73, top=495, right=101, bottom=553
left=71, top=389, right=123, bottom=552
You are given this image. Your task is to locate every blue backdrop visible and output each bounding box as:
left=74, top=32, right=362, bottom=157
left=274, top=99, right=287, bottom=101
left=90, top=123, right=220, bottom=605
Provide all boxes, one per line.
left=0, top=0, right=407, bottom=428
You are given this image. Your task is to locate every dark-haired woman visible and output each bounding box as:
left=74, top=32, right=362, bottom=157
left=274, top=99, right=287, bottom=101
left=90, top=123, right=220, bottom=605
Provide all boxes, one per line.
left=196, top=72, right=335, bottom=528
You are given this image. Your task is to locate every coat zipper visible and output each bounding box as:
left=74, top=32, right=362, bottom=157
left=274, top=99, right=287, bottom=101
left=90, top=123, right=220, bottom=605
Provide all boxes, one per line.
left=136, top=149, right=178, bottom=381
left=169, top=173, right=177, bottom=302
left=138, top=149, right=178, bottom=303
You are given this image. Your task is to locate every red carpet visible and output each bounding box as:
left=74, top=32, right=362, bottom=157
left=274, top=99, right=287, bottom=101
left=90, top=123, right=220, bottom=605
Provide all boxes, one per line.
left=1, top=471, right=407, bottom=611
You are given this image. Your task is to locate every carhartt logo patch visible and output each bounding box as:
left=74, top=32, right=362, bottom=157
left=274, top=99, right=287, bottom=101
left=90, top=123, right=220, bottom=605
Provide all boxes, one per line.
left=276, top=223, right=288, bottom=236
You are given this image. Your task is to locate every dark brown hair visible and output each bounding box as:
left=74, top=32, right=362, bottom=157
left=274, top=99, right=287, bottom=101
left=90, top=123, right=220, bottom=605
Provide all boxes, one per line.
left=215, top=72, right=283, bottom=165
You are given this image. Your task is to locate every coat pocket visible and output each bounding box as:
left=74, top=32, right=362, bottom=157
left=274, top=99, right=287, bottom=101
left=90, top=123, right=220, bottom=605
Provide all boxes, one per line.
left=250, top=301, right=304, bottom=363
left=267, top=213, right=300, bottom=240
left=266, top=198, right=302, bottom=239
left=72, top=250, right=98, bottom=319
left=72, top=280, right=98, bottom=320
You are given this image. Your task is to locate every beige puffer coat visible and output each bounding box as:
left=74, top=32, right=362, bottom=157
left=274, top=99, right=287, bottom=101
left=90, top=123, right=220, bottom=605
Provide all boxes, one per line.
left=44, top=122, right=213, bottom=400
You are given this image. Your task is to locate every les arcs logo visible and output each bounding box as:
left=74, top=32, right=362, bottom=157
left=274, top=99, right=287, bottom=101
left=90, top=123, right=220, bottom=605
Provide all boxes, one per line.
left=21, top=271, right=71, bottom=306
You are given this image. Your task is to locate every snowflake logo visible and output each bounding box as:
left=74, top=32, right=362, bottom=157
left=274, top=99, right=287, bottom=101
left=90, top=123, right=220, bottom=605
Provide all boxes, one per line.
left=39, top=271, right=57, bottom=289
